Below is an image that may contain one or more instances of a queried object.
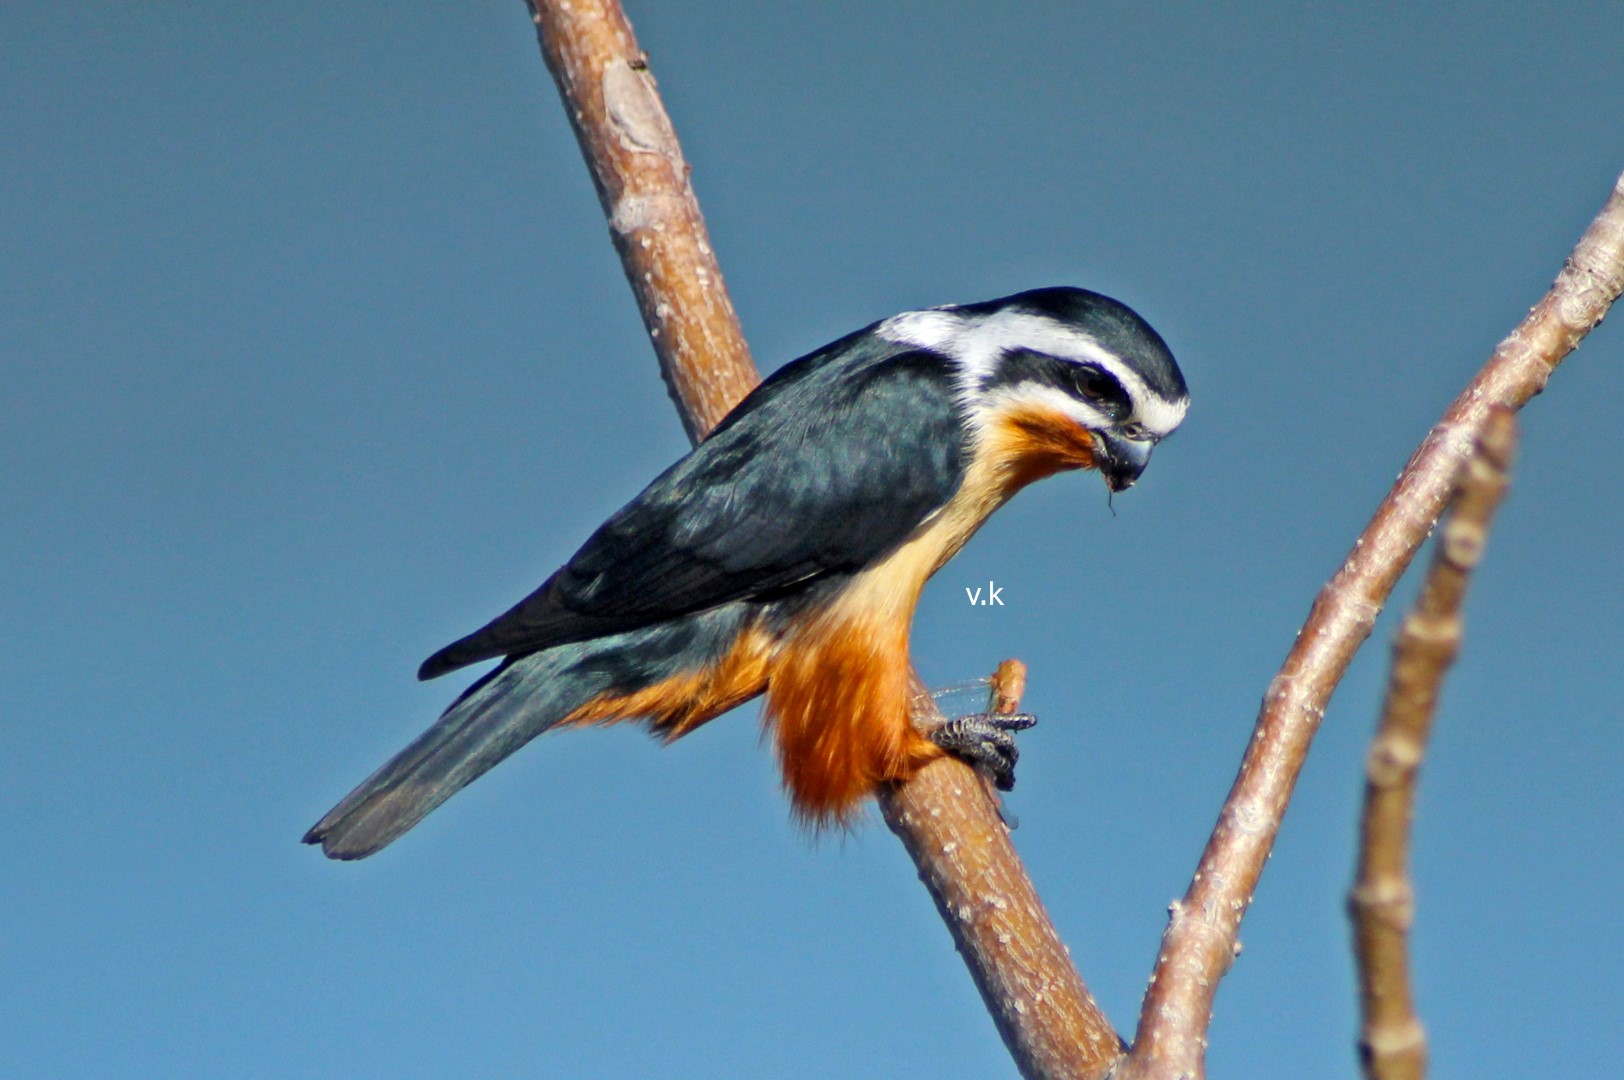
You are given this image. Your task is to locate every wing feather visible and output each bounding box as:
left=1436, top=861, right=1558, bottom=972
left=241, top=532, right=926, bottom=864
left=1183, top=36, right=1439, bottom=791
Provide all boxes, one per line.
left=419, top=342, right=966, bottom=680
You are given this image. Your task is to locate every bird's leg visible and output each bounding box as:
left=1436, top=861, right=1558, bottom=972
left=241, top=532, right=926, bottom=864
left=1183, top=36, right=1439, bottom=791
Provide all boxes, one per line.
left=928, top=712, right=1037, bottom=791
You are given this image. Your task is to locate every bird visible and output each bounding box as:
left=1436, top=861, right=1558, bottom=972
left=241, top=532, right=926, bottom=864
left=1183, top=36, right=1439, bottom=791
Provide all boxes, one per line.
left=304, top=286, right=1189, bottom=860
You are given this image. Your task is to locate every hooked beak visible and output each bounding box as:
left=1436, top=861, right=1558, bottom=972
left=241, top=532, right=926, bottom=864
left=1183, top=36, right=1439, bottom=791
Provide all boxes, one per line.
left=1095, top=431, right=1155, bottom=492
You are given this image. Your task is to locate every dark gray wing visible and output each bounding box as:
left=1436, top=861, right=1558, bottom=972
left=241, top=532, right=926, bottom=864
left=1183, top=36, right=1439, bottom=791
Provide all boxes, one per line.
left=418, top=342, right=967, bottom=679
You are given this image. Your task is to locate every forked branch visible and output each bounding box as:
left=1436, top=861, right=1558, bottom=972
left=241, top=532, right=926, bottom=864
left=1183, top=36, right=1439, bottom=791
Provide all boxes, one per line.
left=525, top=5, right=1624, bottom=1077
left=1117, top=177, right=1624, bottom=1080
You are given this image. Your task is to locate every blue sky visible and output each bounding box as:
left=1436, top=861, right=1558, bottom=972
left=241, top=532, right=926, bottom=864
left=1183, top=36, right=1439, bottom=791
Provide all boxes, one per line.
left=4, top=4, right=1621, bottom=1077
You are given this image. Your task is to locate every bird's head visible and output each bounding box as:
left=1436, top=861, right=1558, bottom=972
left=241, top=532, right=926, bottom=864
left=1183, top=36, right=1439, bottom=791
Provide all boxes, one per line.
left=879, top=287, right=1189, bottom=493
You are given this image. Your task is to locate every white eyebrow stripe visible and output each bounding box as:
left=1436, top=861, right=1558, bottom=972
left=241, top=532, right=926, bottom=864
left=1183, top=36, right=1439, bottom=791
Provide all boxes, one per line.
left=879, top=306, right=1188, bottom=437
left=1135, top=393, right=1188, bottom=438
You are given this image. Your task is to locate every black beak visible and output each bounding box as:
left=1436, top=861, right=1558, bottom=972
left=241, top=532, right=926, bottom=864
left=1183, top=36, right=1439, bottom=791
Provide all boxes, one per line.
left=1096, top=431, right=1155, bottom=492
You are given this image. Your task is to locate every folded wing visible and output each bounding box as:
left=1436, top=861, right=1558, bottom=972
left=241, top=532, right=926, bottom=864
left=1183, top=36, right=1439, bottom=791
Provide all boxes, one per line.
left=419, top=347, right=967, bottom=679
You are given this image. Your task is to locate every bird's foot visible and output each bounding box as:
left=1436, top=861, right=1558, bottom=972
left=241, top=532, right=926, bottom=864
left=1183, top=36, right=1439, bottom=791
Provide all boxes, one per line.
left=929, top=712, right=1037, bottom=791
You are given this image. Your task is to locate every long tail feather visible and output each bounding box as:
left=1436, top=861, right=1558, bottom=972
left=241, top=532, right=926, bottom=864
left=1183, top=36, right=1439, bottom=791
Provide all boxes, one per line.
left=307, top=603, right=761, bottom=860
left=303, top=646, right=599, bottom=860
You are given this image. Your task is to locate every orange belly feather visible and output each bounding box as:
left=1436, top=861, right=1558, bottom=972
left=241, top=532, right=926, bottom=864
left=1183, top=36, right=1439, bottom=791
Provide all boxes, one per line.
left=765, top=606, right=941, bottom=825
left=561, top=401, right=1101, bottom=823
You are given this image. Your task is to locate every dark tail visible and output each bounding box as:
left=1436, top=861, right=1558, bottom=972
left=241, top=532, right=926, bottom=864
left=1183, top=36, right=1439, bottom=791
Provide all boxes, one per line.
left=303, top=645, right=602, bottom=860
left=306, top=603, right=760, bottom=860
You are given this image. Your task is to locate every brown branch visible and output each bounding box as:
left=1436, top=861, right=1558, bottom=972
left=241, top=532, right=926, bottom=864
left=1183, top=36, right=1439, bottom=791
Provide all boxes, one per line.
left=526, top=0, right=758, bottom=439
left=1349, top=407, right=1518, bottom=1080
left=526, top=3, right=1109, bottom=1074
left=880, top=665, right=1122, bottom=1080
left=1117, top=175, right=1624, bottom=1080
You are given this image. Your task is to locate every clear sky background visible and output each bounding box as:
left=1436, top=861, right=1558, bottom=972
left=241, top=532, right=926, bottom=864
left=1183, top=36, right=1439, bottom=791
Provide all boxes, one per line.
left=5, top=4, right=1621, bottom=1078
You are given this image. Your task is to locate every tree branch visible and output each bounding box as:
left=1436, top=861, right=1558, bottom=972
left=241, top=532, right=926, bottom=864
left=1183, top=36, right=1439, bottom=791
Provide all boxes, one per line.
left=526, top=4, right=1110, bottom=1075
left=1350, top=407, right=1518, bottom=1080
left=880, top=664, right=1122, bottom=1080
left=526, top=0, right=758, bottom=438
left=1117, top=174, right=1624, bottom=1080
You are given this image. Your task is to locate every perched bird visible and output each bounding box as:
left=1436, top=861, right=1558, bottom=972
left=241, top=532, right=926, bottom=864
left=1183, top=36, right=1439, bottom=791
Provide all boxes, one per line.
left=305, top=287, right=1188, bottom=859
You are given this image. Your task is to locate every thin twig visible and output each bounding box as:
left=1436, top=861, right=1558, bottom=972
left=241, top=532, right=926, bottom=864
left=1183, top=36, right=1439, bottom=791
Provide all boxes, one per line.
left=525, top=3, right=1110, bottom=1074
left=990, top=658, right=1030, bottom=716
left=1350, top=408, right=1518, bottom=1080
left=1117, top=175, right=1624, bottom=1080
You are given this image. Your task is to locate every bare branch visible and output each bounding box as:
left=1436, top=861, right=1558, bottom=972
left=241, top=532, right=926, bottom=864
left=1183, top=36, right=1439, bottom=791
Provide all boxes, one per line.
left=1118, top=174, right=1624, bottom=1080
left=880, top=666, right=1122, bottom=1080
left=526, top=0, right=758, bottom=440
left=526, top=4, right=1110, bottom=1073
left=1350, top=408, right=1518, bottom=1080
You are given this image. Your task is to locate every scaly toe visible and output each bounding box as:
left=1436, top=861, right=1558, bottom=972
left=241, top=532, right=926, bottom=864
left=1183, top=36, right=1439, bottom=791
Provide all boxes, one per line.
left=929, top=712, right=1038, bottom=791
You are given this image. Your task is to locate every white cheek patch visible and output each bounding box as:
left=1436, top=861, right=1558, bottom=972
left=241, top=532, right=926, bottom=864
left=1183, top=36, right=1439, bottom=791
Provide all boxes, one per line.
left=972, top=383, right=1112, bottom=437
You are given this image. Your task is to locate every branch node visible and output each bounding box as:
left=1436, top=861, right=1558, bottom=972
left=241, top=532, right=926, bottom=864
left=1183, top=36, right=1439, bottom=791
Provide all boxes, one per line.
left=602, top=59, right=681, bottom=157
left=1365, top=732, right=1423, bottom=786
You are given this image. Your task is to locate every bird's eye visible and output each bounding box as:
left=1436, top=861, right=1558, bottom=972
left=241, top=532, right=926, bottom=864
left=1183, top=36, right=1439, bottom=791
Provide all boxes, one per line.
left=1072, top=365, right=1115, bottom=402
left=1071, top=364, right=1129, bottom=418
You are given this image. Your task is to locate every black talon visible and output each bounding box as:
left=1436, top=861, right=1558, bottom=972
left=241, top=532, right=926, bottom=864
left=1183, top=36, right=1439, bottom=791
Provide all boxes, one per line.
left=929, top=712, right=1037, bottom=791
